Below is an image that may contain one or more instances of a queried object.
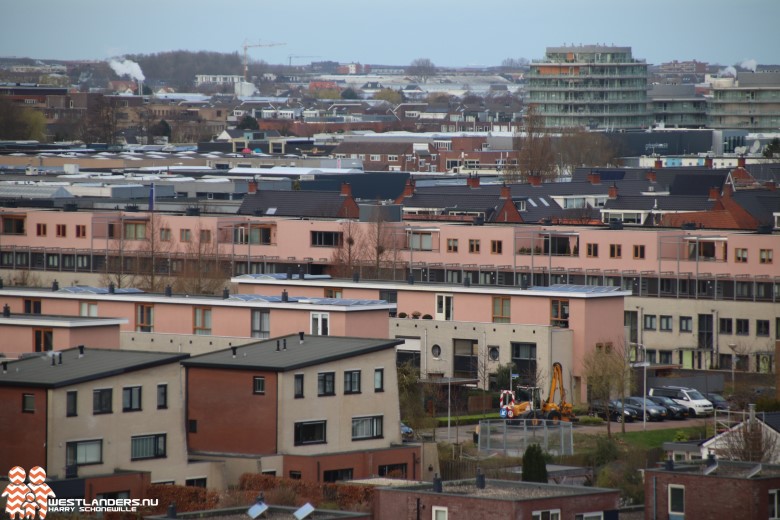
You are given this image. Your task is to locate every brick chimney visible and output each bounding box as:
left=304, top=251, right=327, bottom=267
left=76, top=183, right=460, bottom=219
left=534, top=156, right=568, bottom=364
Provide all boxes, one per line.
left=708, top=186, right=721, bottom=201
left=247, top=179, right=258, bottom=194
left=587, top=171, right=601, bottom=185
left=528, top=174, right=542, bottom=187
left=402, top=178, right=416, bottom=197
left=467, top=174, right=480, bottom=188
left=646, top=170, right=657, bottom=183
left=654, top=158, right=663, bottom=169
left=340, top=182, right=352, bottom=197
left=764, top=181, right=776, bottom=192
left=738, top=154, right=746, bottom=168
left=499, top=184, right=511, bottom=199
left=705, top=156, right=713, bottom=169
left=608, top=183, right=618, bottom=200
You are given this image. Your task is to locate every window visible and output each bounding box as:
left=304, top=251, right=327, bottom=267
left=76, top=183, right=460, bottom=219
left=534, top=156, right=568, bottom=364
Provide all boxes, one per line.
left=431, top=344, right=442, bottom=358
left=388, top=155, right=398, bottom=162
left=253, top=376, right=265, bottom=394
left=469, top=239, right=480, bottom=253
left=157, top=384, right=167, bottom=409
left=2, top=216, right=25, bottom=235
left=551, top=299, right=569, bottom=328
left=586, top=243, right=599, bottom=257
left=79, top=302, right=97, bottom=317
left=370, top=154, right=381, bottom=161
left=294, top=374, right=304, bottom=398
left=609, top=244, right=622, bottom=258
left=660, top=315, right=673, bottom=332
left=409, top=231, right=432, bottom=251
left=123, top=222, right=146, bottom=240
left=294, top=420, right=326, bottom=445
left=289, top=471, right=302, bottom=480
left=720, top=318, right=733, bottom=334
left=22, top=393, right=35, bottom=413
left=160, top=228, right=172, bottom=241
left=75, top=225, right=86, bottom=238
left=33, top=328, right=53, bottom=352
left=491, top=240, right=503, bottom=254
left=735, top=248, right=748, bottom=263
left=122, top=386, right=142, bottom=412
left=644, top=314, right=657, bottom=330
left=36, top=223, right=47, bottom=236
left=318, top=372, right=335, bottom=396
left=185, top=478, right=206, bottom=488
left=669, top=484, right=685, bottom=515
left=136, top=304, right=154, bottom=332
left=131, top=434, right=166, bottom=460
left=760, top=249, right=773, bottom=264
left=107, top=223, right=116, bottom=239
left=93, top=388, right=112, bottom=414
left=66, top=440, right=102, bottom=466
left=193, top=307, right=212, bottom=335
left=66, top=391, right=77, bottom=417
left=251, top=309, right=270, bottom=339
left=736, top=318, right=750, bottom=335
left=374, top=368, right=384, bottom=392
left=432, top=507, right=448, bottom=520
left=24, top=298, right=42, bottom=314
left=344, top=370, right=361, bottom=394
left=351, top=415, right=383, bottom=440
left=492, top=296, right=510, bottom=323
left=575, top=514, right=603, bottom=520
left=311, top=312, right=329, bottom=336
left=324, top=288, right=343, bottom=298
left=489, top=346, right=500, bottom=361
left=532, top=511, right=560, bottom=520
left=757, top=320, right=770, bottom=337
left=378, top=463, right=407, bottom=479
left=180, top=229, right=192, bottom=242
left=770, top=489, right=780, bottom=520
left=188, top=420, right=197, bottom=433
left=446, top=238, right=458, bottom=253
left=311, top=231, right=343, bottom=247
left=199, top=229, right=211, bottom=243
left=56, top=224, right=67, bottom=237
left=679, top=316, right=693, bottom=333
left=323, top=468, right=352, bottom=483
left=378, top=290, right=397, bottom=304
left=633, top=244, right=645, bottom=259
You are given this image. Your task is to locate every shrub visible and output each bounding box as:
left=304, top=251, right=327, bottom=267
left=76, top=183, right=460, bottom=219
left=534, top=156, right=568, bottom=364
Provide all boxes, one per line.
left=422, top=314, right=433, bottom=319
left=397, top=312, right=408, bottom=318
left=578, top=415, right=605, bottom=426
left=521, top=444, right=548, bottom=483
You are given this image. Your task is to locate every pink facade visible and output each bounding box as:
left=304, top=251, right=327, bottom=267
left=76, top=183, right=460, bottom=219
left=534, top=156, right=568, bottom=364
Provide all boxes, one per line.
left=0, top=318, right=122, bottom=356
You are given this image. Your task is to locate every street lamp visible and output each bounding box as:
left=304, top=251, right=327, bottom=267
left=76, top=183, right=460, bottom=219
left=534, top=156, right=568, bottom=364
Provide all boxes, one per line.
left=631, top=343, right=649, bottom=431
left=729, top=343, right=737, bottom=391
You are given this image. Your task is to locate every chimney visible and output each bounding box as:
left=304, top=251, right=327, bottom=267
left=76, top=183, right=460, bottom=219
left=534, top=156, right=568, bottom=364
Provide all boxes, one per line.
left=738, top=154, right=746, bottom=168
left=286, top=268, right=292, bottom=280
left=499, top=184, right=511, bottom=199
left=608, top=183, right=619, bottom=200
left=340, top=182, right=352, bottom=197
left=467, top=174, right=480, bottom=188
left=2, top=304, right=9, bottom=317
left=764, top=181, right=776, bottom=191
left=78, top=345, right=84, bottom=358
left=108, top=282, right=115, bottom=294
left=664, top=458, right=675, bottom=471
left=298, top=267, right=306, bottom=280
left=283, top=339, right=287, bottom=350
left=247, top=179, right=258, bottom=194
left=222, top=287, right=230, bottom=299
left=705, top=155, right=713, bottom=169
left=231, top=346, right=237, bottom=358
left=352, top=271, right=360, bottom=283
left=276, top=340, right=280, bottom=352
left=706, top=452, right=717, bottom=468
left=646, top=170, right=657, bottom=183
left=528, top=174, right=542, bottom=187
left=654, top=158, right=663, bottom=169
left=165, top=285, right=173, bottom=297
left=281, top=290, right=289, bottom=302
left=51, top=355, right=56, bottom=366
left=2, top=361, right=7, bottom=374
left=402, top=178, right=416, bottom=197
left=52, top=280, right=59, bottom=291
left=299, top=331, right=305, bottom=344
left=708, top=186, right=721, bottom=201
left=587, top=171, right=601, bottom=185
left=58, top=352, right=63, bottom=365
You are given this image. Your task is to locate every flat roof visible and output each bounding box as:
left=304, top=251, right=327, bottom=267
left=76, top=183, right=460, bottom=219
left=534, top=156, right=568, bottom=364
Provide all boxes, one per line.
left=379, top=478, right=618, bottom=501
left=182, top=334, right=401, bottom=372
left=0, top=347, right=188, bottom=388
left=0, top=314, right=127, bottom=328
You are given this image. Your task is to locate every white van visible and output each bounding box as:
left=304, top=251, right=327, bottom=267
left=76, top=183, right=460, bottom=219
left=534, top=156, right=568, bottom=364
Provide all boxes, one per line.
left=649, top=386, right=714, bottom=417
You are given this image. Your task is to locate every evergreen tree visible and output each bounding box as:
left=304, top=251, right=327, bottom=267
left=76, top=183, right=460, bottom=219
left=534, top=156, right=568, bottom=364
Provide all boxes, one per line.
left=521, top=444, right=548, bottom=483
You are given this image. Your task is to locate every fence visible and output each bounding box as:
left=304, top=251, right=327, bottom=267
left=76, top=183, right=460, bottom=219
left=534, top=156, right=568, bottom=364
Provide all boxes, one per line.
left=476, top=419, right=574, bottom=457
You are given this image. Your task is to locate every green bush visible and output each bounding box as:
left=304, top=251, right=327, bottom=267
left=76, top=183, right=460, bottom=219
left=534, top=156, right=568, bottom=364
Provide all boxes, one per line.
left=577, top=415, right=605, bottom=426
left=521, top=444, right=548, bottom=483
left=588, top=436, right=620, bottom=468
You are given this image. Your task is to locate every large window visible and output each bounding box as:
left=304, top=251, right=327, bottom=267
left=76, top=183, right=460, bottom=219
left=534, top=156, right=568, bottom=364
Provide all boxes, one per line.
left=253, top=376, right=265, bottom=395
left=193, top=307, right=212, bottom=335
left=24, top=299, right=42, bottom=314
left=33, top=328, right=53, bottom=352
left=660, top=315, right=673, bottom=332
left=679, top=316, right=693, bottom=333
left=323, top=468, right=352, bottom=483
left=66, top=440, right=102, bottom=466
left=251, top=309, right=270, bottom=339
left=123, top=222, right=146, bottom=240
left=492, top=297, right=510, bottom=323
left=408, top=231, right=433, bottom=251
left=311, top=312, right=329, bottom=336
left=374, top=368, right=384, bottom=392
left=318, top=372, right=335, bottom=396
left=551, top=299, right=569, bottom=328
left=757, top=320, right=770, bottom=337
left=79, top=302, right=98, bottom=317
left=311, top=231, right=343, bottom=247
left=136, top=304, right=154, bottom=332
left=2, top=216, right=25, bottom=235
left=644, top=314, right=657, bottom=330
left=294, top=421, right=326, bottom=445
left=93, top=388, right=112, bottom=414
left=294, top=374, right=304, bottom=398
left=122, top=386, right=142, bottom=412
left=719, top=318, right=733, bottom=335
left=511, top=342, right=537, bottom=386
left=157, top=384, right=168, bottom=409
left=736, top=318, right=750, bottom=335
left=22, top=394, right=35, bottom=413
left=344, top=370, right=361, bottom=394
left=131, top=434, right=166, bottom=460
left=669, top=485, right=685, bottom=515
left=351, top=416, right=383, bottom=440
left=66, top=391, right=78, bottom=417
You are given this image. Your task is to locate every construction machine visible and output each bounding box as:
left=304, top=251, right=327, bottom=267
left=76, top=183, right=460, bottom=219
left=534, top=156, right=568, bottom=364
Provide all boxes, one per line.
left=499, top=362, right=577, bottom=422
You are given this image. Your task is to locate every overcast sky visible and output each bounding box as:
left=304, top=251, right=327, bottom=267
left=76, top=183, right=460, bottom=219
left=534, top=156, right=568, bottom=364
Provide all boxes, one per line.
left=2, top=0, right=777, bottom=68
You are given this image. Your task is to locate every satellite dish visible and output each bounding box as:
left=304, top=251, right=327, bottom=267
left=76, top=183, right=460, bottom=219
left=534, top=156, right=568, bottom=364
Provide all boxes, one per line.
left=749, top=140, right=762, bottom=154
left=293, top=503, right=315, bottom=520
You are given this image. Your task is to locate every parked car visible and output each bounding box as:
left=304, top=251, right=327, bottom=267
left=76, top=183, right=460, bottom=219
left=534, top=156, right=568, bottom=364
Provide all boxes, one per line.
left=588, top=399, right=640, bottom=423
left=401, top=422, right=415, bottom=441
left=624, top=397, right=668, bottom=421
left=649, top=386, right=714, bottom=417
left=706, top=393, right=732, bottom=411
left=647, top=395, right=689, bottom=420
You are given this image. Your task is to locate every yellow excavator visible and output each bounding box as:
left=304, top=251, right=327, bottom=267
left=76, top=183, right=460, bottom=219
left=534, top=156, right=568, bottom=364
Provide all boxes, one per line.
left=499, top=362, right=577, bottom=423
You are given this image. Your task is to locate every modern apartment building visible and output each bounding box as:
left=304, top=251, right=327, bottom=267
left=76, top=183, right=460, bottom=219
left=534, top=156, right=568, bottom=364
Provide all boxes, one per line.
left=526, top=45, right=650, bottom=130
left=709, top=72, right=780, bottom=132
left=648, top=84, right=708, bottom=129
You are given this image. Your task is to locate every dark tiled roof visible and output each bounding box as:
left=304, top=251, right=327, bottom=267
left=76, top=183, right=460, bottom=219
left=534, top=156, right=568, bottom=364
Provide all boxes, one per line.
left=182, top=334, right=401, bottom=372
left=0, top=348, right=188, bottom=388
left=603, top=195, right=713, bottom=211
left=238, top=190, right=348, bottom=217
left=730, top=190, right=780, bottom=223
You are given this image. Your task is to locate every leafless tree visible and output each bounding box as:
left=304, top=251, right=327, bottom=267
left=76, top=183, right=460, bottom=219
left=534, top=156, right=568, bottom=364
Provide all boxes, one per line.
left=173, top=223, right=227, bottom=295
left=363, top=208, right=398, bottom=279
left=556, top=128, right=620, bottom=173
left=713, top=411, right=779, bottom=463
left=407, top=58, right=436, bottom=84
left=505, top=104, right=556, bottom=183
left=583, top=339, right=632, bottom=437
left=330, top=219, right=365, bottom=278
left=135, top=212, right=174, bottom=293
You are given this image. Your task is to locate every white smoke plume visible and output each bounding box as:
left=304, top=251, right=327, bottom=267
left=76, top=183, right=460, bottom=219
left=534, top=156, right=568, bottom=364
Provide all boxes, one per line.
left=740, top=59, right=757, bottom=72
left=719, top=66, right=737, bottom=78
left=109, top=58, right=145, bottom=81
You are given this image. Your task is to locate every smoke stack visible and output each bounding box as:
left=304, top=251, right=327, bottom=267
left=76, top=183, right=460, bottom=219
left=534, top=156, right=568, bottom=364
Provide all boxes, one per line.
left=608, top=183, right=619, bottom=200
left=299, top=331, right=304, bottom=344
left=247, top=180, right=258, bottom=194
left=587, top=171, right=601, bottom=185
left=340, top=182, right=352, bottom=197
left=281, top=290, right=289, bottom=302
left=499, top=185, right=511, bottom=199
left=2, top=361, right=6, bottom=374
left=51, top=355, right=56, bottom=366
left=78, top=345, right=84, bottom=358
left=58, top=352, right=63, bottom=365
left=165, top=285, right=172, bottom=297
left=52, top=280, right=59, bottom=291
left=108, top=282, right=115, bottom=294
left=708, top=186, right=720, bottom=201
left=654, top=158, right=663, bottom=169
left=352, top=271, right=360, bottom=283
left=646, top=170, right=657, bottom=183
left=467, top=174, right=480, bottom=188
left=528, top=174, right=542, bottom=187
left=223, top=287, right=230, bottom=299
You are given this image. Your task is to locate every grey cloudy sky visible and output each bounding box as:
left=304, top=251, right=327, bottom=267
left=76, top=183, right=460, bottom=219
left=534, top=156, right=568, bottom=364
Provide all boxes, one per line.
left=1, top=0, right=778, bottom=68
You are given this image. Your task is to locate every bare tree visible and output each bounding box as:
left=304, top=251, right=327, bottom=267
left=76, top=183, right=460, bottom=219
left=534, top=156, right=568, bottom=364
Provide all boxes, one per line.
left=713, top=410, right=779, bottom=463
left=556, top=128, right=620, bottom=173
left=173, top=224, right=227, bottom=295
left=505, top=104, right=556, bottom=183
left=583, top=339, right=631, bottom=437
left=407, top=58, right=436, bottom=84
left=135, top=212, right=174, bottom=293
left=363, top=207, right=397, bottom=279
left=330, top=219, right=365, bottom=278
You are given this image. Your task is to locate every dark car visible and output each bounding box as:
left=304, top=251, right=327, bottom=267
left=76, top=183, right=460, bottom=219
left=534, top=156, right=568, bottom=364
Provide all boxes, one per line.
left=706, top=393, right=731, bottom=411
left=624, top=396, right=668, bottom=421
left=647, top=395, right=688, bottom=420
left=588, top=399, right=639, bottom=423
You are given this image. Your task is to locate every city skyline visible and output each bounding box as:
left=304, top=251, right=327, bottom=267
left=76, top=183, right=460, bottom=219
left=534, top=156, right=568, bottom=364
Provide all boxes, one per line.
left=1, top=0, right=778, bottom=68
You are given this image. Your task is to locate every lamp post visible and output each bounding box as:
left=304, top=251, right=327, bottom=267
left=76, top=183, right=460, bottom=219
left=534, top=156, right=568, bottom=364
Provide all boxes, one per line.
left=729, top=343, right=737, bottom=392
left=447, top=375, right=452, bottom=442
left=631, top=343, right=649, bottom=431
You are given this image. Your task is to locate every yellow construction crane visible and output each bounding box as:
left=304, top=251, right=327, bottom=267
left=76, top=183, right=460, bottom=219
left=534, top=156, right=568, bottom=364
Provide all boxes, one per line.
left=242, top=40, right=286, bottom=81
